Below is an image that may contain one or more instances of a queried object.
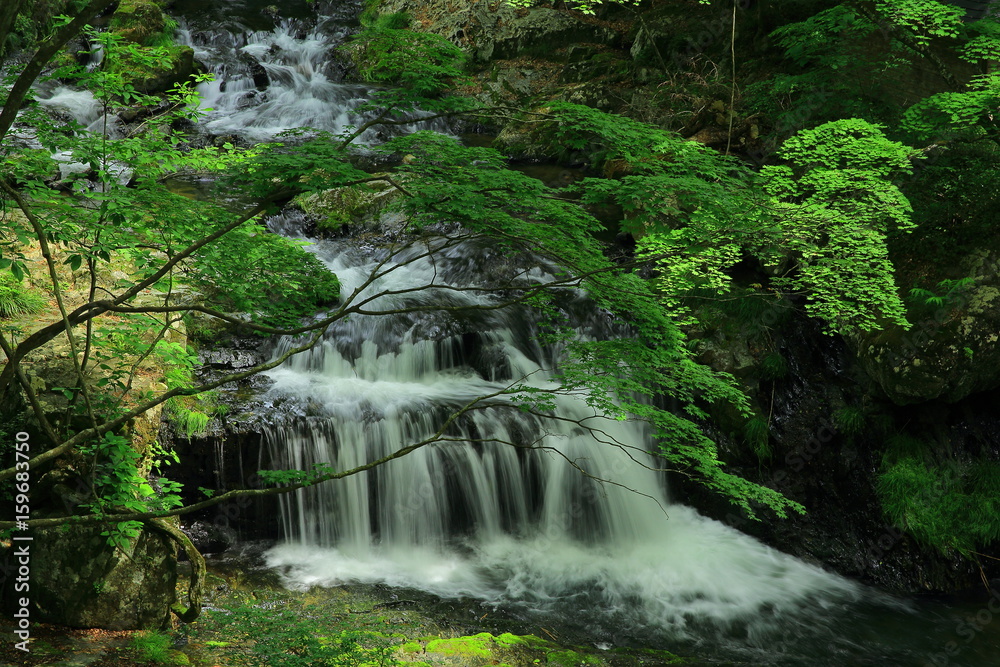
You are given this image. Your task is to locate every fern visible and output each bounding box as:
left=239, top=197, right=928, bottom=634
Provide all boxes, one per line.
left=878, top=457, right=1000, bottom=555
left=833, top=407, right=866, bottom=437
left=0, top=273, right=46, bottom=318
left=744, top=415, right=772, bottom=461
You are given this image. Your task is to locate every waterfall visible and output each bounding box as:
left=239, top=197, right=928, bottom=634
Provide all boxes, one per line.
left=259, top=232, right=866, bottom=652
left=171, top=5, right=953, bottom=664
left=177, top=13, right=450, bottom=142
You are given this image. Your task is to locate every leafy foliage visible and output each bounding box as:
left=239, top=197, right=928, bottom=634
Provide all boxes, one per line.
left=545, top=104, right=916, bottom=334
left=760, top=119, right=916, bottom=331
left=0, top=272, right=46, bottom=317
left=878, top=457, right=1000, bottom=554
left=874, top=0, right=963, bottom=45
left=344, top=25, right=471, bottom=114
left=902, top=73, right=1000, bottom=141
left=189, top=222, right=341, bottom=328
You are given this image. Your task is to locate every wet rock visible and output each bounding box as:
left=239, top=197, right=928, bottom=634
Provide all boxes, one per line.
left=0, top=523, right=176, bottom=629
left=378, top=0, right=616, bottom=62
left=296, top=176, right=404, bottom=234
left=238, top=51, right=270, bottom=90
left=183, top=520, right=239, bottom=555
left=852, top=248, right=1000, bottom=404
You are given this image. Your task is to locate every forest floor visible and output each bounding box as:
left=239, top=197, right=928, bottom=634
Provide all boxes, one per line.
left=0, top=551, right=697, bottom=666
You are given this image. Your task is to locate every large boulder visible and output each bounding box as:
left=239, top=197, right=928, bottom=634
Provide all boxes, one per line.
left=17, top=523, right=177, bottom=629
left=296, top=176, right=404, bottom=233
left=852, top=249, right=1000, bottom=404
left=376, top=0, right=616, bottom=61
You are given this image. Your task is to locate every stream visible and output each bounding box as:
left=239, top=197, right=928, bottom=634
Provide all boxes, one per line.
left=35, top=0, right=1000, bottom=664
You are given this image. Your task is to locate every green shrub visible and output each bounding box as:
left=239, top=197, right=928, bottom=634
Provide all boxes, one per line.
left=878, top=457, right=1000, bottom=554
left=375, top=12, right=411, bottom=30
left=758, top=350, right=788, bottom=380
left=0, top=273, right=47, bottom=318
left=833, top=406, right=865, bottom=437
left=743, top=415, right=772, bottom=461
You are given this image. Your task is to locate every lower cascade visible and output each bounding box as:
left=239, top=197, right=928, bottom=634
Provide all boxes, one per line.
left=258, top=226, right=875, bottom=660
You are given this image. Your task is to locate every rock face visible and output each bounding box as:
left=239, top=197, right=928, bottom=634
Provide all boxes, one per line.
left=676, top=313, right=983, bottom=594
left=852, top=249, right=1000, bottom=405
left=378, top=0, right=616, bottom=61
left=25, top=524, right=177, bottom=629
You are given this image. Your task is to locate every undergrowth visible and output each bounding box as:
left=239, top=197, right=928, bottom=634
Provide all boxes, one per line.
left=0, top=273, right=47, bottom=317
left=878, top=455, right=1000, bottom=555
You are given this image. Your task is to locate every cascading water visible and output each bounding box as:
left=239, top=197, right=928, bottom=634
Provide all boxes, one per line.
left=255, top=227, right=880, bottom=662
left=177, top=10, right=450, bottom=142
left=170, top=3, right=1000, bottom=664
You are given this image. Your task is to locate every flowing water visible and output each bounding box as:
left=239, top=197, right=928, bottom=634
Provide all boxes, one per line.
left=248, top=216, right=1000, bottom=665
left=37, top=0, right=994, bottom=663
left=176, top=1, right=448, bottom=142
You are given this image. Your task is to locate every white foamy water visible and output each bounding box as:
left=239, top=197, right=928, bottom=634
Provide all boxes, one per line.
left=260, top=236, right=865, bottom=645
left=35, top=86, right=121, bottom=137
left=178, top=19, right=450, bottom=141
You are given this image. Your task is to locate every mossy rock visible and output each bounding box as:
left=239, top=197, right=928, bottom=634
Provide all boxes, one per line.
left=110, top=0, right=168, bottom=45
left=296, top=177, right=402, bottom=233
left=108, top=43, right=196, bottom=95
left=425, top=632, right=495, bottom=658
left=0, top=523, right=177, bottom=629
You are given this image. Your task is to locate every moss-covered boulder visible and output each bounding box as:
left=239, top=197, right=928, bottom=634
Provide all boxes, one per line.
left=296, top=176, right=403, bottom=233
left=105, top=0, right=195, bottom=95
left=109, top=0, right=169, bottom=45
left=6, top=523, right=177, bottom=629
left=113, top=43, right=196, bottom=95
left=852, top=249, right=1000, bottom=404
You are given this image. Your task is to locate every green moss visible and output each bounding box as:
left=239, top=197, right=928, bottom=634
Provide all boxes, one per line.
left=399, top=641, right=423, bottom=653
left=496, top=632, right=544, bottom=647
left=425, top=632, right=494, bottom=658
left=546, top=649, right=605, bottom=666
left=110, top=0, right=168, bottom=45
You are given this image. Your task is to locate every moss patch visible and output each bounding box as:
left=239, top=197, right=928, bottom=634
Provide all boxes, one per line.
left=546, top=649, right=605, bottom=666
left=110, top=0, right=169, bottom=45
left=296, top=178, right=401, bottom=232
left=425, top=632, right=495, bottom=658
